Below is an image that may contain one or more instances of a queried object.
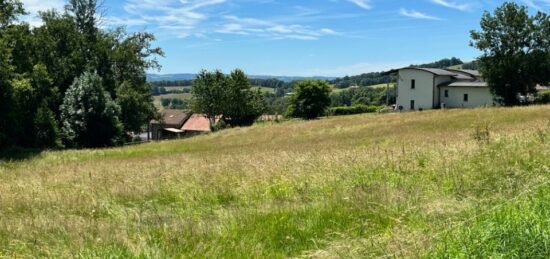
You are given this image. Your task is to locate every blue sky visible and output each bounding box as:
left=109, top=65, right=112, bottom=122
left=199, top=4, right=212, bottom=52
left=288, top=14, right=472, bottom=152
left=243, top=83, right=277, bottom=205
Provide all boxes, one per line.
left=20, top=0, right=550, bottom=76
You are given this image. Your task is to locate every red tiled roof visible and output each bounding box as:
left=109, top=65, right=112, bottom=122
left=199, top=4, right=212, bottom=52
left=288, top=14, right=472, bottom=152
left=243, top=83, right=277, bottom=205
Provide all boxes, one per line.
left=181, top=114, right=213, bottom=132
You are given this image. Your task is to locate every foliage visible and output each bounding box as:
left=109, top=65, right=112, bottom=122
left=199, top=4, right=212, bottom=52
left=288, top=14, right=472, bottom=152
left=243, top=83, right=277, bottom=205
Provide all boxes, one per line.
left=411, top=57, right=463, bottom=68
left=329, top=105, right=381, bottom=116
left=161, top=98, right=187, bottom=109
left=0, top=0, right=162, bottom=149
left=462, top=60, right=480, bottom=70
left=116, top=81, right=157, bottom=134
left=0, top=0, right=25, bottom=27
left=330, top=86, right=394, bottom=107
left=61, top=72, right=123, bottom=148
left=191, top=69, right=266, bottom=127
left=286, top=80, right=332, bottom=119
left=470, top=2, right=550, bottom=105
left=535, top=91, right=550, bottom=104
left=329, top=72, right=392, bottom=89
left=33, top=103, right=60, bottom=148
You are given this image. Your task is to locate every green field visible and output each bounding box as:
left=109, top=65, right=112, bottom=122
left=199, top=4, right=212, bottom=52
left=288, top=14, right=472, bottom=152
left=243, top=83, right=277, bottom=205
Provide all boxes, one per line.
left=0, top=106, right=549, bottom=257
left=153, top=93, right=193, bottom=110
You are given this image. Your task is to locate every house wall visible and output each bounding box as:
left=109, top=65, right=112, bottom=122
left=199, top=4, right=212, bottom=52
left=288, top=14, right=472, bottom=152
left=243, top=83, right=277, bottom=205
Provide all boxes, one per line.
left=433, top=75, right=453, bottom=107
left=397, top=69, right=435, bottom=111
left=439, top=86, right=495, bottom=108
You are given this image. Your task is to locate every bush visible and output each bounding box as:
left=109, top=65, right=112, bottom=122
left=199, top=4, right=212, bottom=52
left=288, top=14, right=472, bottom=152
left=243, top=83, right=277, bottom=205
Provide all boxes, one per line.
left=329, top=105, right=381, bottom=116
left=535, top=91, right=550, bottom=104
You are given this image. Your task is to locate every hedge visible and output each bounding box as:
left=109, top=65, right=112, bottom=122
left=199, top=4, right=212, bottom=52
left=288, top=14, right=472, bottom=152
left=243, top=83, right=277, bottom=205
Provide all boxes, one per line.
left=329, top=105, right=381, bottom=116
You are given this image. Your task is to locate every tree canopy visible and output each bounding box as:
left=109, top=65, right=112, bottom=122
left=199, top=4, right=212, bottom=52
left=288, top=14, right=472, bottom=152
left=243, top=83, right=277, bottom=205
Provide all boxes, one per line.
left=0, top=0, right=162, bottom=149
left=286, top=80, right=332, bottom=120
left=471, top=2, right=550, bottom=105
left=191, top=69, right=266, bottom=128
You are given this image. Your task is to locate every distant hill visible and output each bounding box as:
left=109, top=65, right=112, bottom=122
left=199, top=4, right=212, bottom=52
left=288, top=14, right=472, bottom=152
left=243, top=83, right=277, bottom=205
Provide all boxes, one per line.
left=147, top=73, right=335, bottom=82
left=329, top=57, right=468, bottom=89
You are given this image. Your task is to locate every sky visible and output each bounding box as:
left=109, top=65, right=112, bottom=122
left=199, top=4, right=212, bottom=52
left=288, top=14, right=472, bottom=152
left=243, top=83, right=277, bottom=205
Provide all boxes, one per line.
left=19, top=0, right=550, bottom=77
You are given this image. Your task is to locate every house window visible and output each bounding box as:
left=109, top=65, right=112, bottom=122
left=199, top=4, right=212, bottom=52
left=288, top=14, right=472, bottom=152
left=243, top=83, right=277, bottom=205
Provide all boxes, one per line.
left=410, top=100, right=415, bottom=110
left=444, top=90, right=449, bottom=98
left=411, top=80, right=416, bottom=89
left=464, top=94, right=469, bottom=102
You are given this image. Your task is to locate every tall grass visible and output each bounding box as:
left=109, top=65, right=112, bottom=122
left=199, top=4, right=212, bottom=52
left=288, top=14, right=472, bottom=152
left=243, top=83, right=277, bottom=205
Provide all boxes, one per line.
left=0, top=106, right=548, bottom=258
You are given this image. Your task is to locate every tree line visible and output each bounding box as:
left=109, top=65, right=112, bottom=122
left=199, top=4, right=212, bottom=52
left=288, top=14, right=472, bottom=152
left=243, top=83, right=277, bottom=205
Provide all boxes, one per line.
left=0, top=0, right=162, bottom=149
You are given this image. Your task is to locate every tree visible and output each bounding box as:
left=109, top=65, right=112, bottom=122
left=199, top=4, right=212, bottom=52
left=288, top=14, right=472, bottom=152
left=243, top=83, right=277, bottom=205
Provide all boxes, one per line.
left=224, top=69, right=266, bottom=126
left=0, top=38, right=16, bottom=148
left=286, top=80, right=332, bottom=120
left=116, top=81, right=157, bottom=134
left=0, top=0, right=25, bottom=28
left=191, top=69, right=266, bottom=128
left=61, top=72, right=123, bottom=148
left=470, top=2, right=550, bottom=105
left=191, top=70, right=227, bottom=126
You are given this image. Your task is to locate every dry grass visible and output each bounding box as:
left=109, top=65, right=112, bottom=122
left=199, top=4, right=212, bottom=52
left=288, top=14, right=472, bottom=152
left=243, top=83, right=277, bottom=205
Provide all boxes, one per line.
left=0, top=106, right=549, bottom=258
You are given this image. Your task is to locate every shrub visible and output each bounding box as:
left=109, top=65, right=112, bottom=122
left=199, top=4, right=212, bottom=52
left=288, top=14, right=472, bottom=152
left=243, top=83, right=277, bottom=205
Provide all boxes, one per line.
left=535, top=91, right=550, bottom=104
left=329, top=105, right=381, bottom=116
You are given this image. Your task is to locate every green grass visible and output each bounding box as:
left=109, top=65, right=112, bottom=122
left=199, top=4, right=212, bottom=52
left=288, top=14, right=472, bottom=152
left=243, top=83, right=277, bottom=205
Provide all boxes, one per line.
left=153, top=93, right=192, bottom=110
left=252, top=86, right=276, bottom=94
left=0, top=106, right=549, bottom=258
left=429, top=185, right=550, bottom=258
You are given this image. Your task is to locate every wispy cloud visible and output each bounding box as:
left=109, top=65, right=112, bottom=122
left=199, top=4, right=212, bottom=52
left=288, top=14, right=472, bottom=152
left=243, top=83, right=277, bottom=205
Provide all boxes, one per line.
left=400, top=8, right=441, bottom=20
left=346, top=0, right=372, bottom=10
left=430, top=0, right=471, bottom=11
left=110, top=0, right=227, bottom=38
left=521, top=0, right=550, bottom=10
left=20, top=0, right=65, bottom=26
left=217, top=15, right=338, bottom=40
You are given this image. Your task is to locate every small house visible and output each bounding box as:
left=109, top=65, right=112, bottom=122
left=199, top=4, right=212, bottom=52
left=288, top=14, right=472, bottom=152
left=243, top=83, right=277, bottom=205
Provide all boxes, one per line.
left=149, top=110, right=214, bottom=140
left=386, top=68, right=494, bottom=111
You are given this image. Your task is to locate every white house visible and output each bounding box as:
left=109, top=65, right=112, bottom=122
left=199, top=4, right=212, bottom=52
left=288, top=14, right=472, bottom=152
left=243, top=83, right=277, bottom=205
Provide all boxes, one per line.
left=387, top=68, right=495, bottom=111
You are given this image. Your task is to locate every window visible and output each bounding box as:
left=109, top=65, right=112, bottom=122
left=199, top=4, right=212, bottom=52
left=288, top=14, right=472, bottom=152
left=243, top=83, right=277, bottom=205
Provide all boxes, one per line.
left=464, top=94, right=469, bottom=102
left=410, top=100, right=415, bottom=110
left=444, top=90, right=449, bottom=98
left=411, top=80, right=416, bottom=89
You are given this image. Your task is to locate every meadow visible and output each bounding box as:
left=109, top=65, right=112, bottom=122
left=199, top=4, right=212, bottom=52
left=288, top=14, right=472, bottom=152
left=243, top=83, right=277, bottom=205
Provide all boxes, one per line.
left=0, top=106, right=549, bottom=258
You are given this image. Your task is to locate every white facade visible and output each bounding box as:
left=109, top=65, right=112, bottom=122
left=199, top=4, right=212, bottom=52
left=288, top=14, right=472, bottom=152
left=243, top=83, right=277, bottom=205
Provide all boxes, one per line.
left=395, top=68, right=494, bottom=111
left=440, top=86, right=495, bottom=108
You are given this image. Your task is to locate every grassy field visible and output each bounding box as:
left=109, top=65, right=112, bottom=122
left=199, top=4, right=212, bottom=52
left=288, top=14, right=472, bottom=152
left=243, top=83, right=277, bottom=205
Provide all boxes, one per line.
left=0, top=106, right=549, bottom=258
left=153, top=93, right=193, bottom=110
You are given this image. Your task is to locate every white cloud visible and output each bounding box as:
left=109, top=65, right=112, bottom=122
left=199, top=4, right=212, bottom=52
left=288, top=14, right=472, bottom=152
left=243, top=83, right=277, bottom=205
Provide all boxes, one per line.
left=216, top=15, right=338, bottom=40
left=430, top=0, right=471, bottom=11
left=118, top=0, right=227, bottom=38
left=20, top=0, right=65, bottom=26
left=400, top=8, right=442, bottom=20
left=346, top=0, right=372, bottom=10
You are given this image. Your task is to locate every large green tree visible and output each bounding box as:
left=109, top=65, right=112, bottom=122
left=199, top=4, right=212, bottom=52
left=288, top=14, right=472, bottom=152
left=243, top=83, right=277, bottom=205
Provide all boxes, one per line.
left=61, top=72, right=123, bottom=148
left=191, top=69, right=266, bottom=127
left=470, top=2, right=550, bottom=105
left=286, top=80, right=332, bottom=120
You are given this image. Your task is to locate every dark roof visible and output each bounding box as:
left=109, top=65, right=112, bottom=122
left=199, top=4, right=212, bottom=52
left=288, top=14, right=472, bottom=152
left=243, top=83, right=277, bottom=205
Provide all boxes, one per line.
left=151, top=109, right=189, bottom=127
left=384, top=67, right=457, bottom=76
